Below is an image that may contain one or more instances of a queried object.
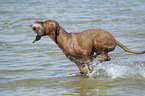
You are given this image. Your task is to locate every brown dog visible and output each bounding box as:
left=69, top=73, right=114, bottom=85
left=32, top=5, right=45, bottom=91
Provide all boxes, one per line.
left=31, top=20, right=145, bottom=76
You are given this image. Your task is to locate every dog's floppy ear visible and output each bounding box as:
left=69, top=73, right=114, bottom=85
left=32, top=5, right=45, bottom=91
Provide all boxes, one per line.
left=43, top=20, right=60, bottom=43
left=49, top=21, right=60, bottom=35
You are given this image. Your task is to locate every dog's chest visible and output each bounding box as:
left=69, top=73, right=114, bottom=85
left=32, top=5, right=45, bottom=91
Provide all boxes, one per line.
left=67, top=55, right=85, bottom=65
left=63, top=39, right=80, bottom=56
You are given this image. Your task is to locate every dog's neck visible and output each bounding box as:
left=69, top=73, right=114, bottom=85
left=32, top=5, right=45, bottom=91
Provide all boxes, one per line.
left=47, top=26, right=70, bottom=47
left=59, top=26, right=70, bottom=38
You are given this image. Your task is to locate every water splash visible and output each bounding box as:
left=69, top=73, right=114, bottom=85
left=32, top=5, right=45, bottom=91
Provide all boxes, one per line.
left=86, top=61, right=145, bottom=79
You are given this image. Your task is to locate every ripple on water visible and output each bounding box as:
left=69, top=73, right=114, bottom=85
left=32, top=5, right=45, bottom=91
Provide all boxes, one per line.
left=0, top=69, right=43, bottom=74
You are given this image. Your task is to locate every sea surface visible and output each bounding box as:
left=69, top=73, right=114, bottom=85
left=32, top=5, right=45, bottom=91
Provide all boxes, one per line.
left=0, top=0, right=145, bottom=96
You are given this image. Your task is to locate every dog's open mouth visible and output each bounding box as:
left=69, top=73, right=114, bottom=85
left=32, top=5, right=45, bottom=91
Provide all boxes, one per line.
left=30, top=24, right=45, bottom=43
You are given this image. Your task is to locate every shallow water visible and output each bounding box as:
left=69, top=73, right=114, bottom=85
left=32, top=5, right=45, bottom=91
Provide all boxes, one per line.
left=0, top=0, right=145, bottom=96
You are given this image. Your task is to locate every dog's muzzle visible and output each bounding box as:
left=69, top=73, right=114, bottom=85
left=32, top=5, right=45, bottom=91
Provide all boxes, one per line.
left=30, top=24, right=45, bottom=43
left=30, top=24, right=45, bottom=36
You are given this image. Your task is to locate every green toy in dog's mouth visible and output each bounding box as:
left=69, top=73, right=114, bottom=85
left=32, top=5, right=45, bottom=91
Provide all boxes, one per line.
left=30, top=24, right=45, bottom=43
left=32, top=35, right=42, bottom=43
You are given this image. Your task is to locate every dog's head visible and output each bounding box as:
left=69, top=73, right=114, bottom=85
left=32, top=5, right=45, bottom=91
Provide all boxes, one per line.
left=30, top=20, right=60, bottom=43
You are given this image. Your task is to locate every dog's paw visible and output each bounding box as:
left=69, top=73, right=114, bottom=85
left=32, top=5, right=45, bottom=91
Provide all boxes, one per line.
left=68, top=72, right=83, bottom=76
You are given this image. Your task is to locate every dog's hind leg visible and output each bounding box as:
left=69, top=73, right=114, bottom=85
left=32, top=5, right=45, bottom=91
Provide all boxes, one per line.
left=93, top=37, right=112, bottom=63
left=99, top=51, right=111, bottom=62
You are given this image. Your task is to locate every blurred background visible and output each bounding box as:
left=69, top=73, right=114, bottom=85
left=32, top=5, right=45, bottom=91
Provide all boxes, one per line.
left=0, top=0, right=145, bottom=96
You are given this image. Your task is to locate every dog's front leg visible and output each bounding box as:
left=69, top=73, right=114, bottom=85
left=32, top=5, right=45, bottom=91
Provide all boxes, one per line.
left=76, top=64, right=88, bottom=76
left=75, top=45, right=93, bottom=75
left=82, top=51, right=93, bottom=74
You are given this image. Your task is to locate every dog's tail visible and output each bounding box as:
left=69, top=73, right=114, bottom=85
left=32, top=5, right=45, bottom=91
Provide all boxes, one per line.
left=116, top=40, right=145, bottom=54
